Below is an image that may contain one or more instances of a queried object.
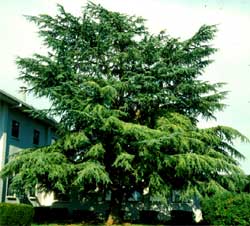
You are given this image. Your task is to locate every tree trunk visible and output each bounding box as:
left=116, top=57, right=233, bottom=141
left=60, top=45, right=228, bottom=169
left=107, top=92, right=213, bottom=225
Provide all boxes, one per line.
left=106, top=189, right=124, bottom=225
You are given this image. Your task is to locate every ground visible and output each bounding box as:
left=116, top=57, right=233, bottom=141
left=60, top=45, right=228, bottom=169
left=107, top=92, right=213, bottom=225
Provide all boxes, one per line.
left=32, top=224, right=165, bottom=226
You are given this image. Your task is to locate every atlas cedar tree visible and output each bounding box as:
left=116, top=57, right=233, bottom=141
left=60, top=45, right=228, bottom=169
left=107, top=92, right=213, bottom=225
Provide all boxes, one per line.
left=1, top=2, right=248, bottom=224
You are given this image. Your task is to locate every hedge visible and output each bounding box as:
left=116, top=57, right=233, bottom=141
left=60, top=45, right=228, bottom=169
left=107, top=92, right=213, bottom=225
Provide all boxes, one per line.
left=0, top=203, right=34, bottom=226
left=33, top=207, right=69, bottom=223
left=201, top=192, right=250, bottom=226
left=170, top=210, right=194, bottom=225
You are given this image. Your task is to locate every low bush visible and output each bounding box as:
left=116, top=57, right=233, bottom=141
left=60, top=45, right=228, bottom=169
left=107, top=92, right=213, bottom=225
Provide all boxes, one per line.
left=33, top=207, right=103, bottom=224
left=33, top=207, right=69, bottom=223
left=140, top=210, right=158, bottom=224
left=170, top=210, right=194, bottom=225
left=33, top=207, right=51, bottom=223
left=0, top=203, right=34, bottom=226
left=201, top=192, right=250, bottom=225
left=72, top=210, right=99, bottom=223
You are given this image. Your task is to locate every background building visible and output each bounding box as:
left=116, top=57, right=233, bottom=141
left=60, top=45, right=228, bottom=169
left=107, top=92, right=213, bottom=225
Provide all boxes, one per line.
left=0, top=89, right=56, bottom=205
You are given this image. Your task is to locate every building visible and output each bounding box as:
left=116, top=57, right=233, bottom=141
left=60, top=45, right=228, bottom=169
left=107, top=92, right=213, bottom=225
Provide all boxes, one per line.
left=0, top=89, right=56, bottom=205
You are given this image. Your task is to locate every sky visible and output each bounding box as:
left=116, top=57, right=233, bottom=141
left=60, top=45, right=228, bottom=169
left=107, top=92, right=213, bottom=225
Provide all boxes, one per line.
left=1, top=0, right=250, bottom=172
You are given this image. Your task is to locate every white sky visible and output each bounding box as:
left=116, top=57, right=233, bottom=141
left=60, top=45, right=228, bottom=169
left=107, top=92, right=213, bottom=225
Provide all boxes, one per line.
left=1, top=0, right=250, bottom=173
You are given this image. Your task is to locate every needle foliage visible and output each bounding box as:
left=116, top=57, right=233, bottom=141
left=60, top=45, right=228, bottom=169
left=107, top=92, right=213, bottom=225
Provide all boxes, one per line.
left=0, top=2, right=248, bottom=223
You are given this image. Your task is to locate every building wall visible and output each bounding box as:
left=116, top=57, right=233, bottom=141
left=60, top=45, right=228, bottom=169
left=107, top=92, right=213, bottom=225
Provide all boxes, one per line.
left=0, top=101, right=56, bottom=204
left=7, top=107, right=51, bottom=150
left=0, top=101, right=8, bottom=202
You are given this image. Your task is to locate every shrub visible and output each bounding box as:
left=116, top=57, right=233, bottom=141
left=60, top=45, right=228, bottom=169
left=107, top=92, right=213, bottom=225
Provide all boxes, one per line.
left=33, top=207, right=69, bottom=223
left=72, top=210, right=100, bottom=223
left=170, top=210, right=194, bottom=225
left=33, top=207, right=51, bottom=223
left=201, top=192, right=250, bottom=225
left=140, top=210, right=158, bottom=224
left=0, top=203, right=34, bottom=226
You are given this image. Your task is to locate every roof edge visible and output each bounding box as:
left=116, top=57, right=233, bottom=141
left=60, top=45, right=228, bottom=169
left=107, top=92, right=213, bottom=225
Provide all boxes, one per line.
left=0, top=89, right=57, bottom=127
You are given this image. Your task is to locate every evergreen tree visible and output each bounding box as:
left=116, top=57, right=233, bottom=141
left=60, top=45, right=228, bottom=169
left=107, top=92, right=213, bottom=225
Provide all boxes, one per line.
left=1, top=2, right=248, bottom=224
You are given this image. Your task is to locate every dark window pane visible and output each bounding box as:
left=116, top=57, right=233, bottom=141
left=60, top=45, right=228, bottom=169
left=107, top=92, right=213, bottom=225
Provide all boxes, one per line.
left=7, top=177, right=15, bottom=196
left=33, top=129, right=40, bottom=145
left=11, top=120, right=20, bottom=138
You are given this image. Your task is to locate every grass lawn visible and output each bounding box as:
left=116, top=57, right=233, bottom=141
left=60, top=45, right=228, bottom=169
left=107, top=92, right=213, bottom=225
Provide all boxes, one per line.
left=32, top=224, right=160, bottom=226
left=32, top=224, right=163, bottom=226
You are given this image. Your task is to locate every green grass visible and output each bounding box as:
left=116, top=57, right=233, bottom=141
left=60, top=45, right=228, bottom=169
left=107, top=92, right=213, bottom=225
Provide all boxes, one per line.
left=32, top=224, right=162, bottom=226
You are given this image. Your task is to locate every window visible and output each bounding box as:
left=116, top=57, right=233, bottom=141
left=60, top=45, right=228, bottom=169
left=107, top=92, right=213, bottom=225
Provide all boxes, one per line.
left=6, top=177, right=15, bottom=197
left=33, top=129, right=40, bottom=145
left=11, top=120, right=20, bottom=138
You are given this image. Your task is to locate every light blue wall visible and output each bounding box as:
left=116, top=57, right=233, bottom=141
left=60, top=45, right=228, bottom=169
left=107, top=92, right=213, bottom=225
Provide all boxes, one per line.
left=0, top=102, right=56, bottom=202
left=0, top=101, right=8, bottom=202
left=7, top=108, right=54, bottom=150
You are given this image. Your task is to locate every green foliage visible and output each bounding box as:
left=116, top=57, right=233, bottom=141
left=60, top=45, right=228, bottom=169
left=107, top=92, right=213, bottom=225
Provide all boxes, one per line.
left=0, top=2, right=248, bottom=219
left=202, top=192, right=250, bottom=225
left=0, top=203, right=34, bottom=226
left=243, top=175, right=250, bottom=192
left=74, top=160, right=111, bottom=187
left=33, top=207, right=69, bottom=223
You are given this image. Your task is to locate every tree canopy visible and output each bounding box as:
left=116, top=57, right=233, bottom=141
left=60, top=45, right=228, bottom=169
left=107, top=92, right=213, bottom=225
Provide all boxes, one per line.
left=0, top=2, right=248, bottom=224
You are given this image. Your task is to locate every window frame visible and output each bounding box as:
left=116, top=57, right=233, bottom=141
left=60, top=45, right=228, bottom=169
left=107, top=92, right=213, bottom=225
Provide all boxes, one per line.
left=6, top=176, right=16, bottom=198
